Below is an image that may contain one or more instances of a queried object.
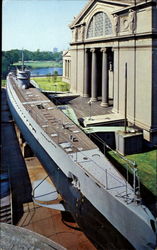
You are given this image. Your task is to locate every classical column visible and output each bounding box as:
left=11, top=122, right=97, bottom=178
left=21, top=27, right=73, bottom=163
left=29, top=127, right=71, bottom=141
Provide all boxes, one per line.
left=63, top=59, right=65, bottom=77
left=101, top=48, right=108, bottom=107
left=69, top=61, right=71, bottom=79
left=90, top=48, right=97, bottom=102
left=67, top=60, right=69, bottom=78
left=66, top=60, right=68, bottom=78
left=65, top=60, right=67, bottom=78
left=84, top=49, right=90, bottom=97
left=112, top=47, right=119, bottom=113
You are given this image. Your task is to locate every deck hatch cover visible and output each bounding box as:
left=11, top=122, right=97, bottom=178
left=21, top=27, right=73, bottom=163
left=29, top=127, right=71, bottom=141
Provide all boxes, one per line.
left=37, top=104, right=45, bottom=109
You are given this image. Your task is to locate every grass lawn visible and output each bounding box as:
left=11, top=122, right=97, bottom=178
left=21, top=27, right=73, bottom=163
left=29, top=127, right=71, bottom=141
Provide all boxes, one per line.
left=108, top=149, right=157, bottom=196
left=31, top=76, right=70, bottom=92
left=2, top=80, right=6, bottom=87
left=14, top=60, right=62, bottom=69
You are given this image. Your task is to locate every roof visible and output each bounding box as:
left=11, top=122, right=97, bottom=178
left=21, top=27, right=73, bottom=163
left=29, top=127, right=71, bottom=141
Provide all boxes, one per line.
left=69, top=0, right=133, bottom=28
left=62, top=50, right=71, bottom=57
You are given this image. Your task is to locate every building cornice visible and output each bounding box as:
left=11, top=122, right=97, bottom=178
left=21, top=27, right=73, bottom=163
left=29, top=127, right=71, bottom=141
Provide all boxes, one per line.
left=112, top=0, right=157, bottom=15
left=70, top=32, right=157, bottom=46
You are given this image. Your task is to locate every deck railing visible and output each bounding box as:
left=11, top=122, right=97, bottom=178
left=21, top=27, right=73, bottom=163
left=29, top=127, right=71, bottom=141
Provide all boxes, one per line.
left=33, top=113, right=137, bottom=204
left=14, top=79, right=141, bottom=205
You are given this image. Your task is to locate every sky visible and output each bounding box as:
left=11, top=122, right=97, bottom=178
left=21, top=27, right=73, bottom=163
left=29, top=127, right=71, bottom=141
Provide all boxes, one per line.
left=2, top=0, right=88, bottom=52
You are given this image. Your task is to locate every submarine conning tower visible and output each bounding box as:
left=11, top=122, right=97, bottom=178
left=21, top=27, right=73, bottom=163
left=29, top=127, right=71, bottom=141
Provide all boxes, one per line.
left=16, top=49, right=31, bottom=89
left=16, top=69, right=31, bottom=89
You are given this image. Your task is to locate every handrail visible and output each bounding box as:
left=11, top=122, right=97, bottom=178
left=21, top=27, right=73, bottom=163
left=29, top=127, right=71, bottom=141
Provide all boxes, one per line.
left=89, top=132, right=141, bottom=203
left=33, top=108, right=136, bottom=196
left=10, top=77, right=140, bottom=204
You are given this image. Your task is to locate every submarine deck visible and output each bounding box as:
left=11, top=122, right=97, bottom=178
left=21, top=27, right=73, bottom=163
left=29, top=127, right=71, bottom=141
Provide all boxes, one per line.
left=9, top=76, right=133, bottom=199
left=10, top=77, right=97, bottom=154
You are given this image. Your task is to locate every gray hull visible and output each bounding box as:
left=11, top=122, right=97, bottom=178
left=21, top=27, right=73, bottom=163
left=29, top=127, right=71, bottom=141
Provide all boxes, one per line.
left=6, top=74, right=157, bottom=249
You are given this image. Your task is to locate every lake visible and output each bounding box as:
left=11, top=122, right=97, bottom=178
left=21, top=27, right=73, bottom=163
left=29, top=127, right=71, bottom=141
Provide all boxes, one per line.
left=31, top=67, right=63, bottom=77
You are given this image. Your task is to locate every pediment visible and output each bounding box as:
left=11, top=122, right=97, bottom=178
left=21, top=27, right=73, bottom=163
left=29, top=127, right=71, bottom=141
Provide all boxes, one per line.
left=69, top=0, right=132, bottom=29
left=63, top=50, right=70, bottom=57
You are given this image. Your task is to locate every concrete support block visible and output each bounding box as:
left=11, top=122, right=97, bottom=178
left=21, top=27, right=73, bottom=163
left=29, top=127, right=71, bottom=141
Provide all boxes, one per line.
left=115, top=131, right=143, bottom=155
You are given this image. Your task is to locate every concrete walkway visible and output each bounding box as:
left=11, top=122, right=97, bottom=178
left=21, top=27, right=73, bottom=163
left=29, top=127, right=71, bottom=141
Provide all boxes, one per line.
left=18, top=157, right=96, bottom=250
left=69, top=96, right=113, bottom=119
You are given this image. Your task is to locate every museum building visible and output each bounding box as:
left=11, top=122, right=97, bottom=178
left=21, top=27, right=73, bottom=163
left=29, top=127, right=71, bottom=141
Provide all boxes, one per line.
left=63, top=0, right=157, bottom=144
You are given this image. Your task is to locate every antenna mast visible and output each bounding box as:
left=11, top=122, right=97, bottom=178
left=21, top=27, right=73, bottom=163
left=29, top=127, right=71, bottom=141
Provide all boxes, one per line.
left=22, top=49, right=24, bottom=71
left=124, top=63, right=128, bottom=133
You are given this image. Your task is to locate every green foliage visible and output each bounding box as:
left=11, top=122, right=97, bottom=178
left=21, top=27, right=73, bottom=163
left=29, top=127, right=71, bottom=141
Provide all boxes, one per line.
left=2, top=49, right=63, bottom=78
left=52, top=52, right=62, bottom=62
left=32, top=76, right=70, bottom=92
left=1, top=80, right=6, bottom=87
left=52, top=70, right=58, bottom=83
left=2, top=50, right=21, bottom=78
left=46, top=73, right=51, bottom=82
left=14, top=61, right=62, bottom=69
left=108, top=149, right=157, bottom=196
left=2, top=56, right=10, bottom=78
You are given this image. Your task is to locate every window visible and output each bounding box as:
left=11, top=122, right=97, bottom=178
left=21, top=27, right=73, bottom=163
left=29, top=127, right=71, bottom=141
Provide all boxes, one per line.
left=87, top=12, right=112, bottom=38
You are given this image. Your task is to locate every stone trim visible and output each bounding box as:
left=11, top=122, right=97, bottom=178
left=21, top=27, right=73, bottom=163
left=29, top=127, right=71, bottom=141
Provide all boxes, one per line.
left=113, top=45, right=156, bottom=50
left=90, top=48, right=97, bottom=53
left=70, top=32, right=156, bottom=46
left=112, top=0, right=157, bottom=16
left=100, top=47, right=107, bottom=53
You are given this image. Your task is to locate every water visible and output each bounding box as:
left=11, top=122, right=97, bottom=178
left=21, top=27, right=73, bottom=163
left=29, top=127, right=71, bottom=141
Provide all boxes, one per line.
left=31, top=67, right=63, bottom=77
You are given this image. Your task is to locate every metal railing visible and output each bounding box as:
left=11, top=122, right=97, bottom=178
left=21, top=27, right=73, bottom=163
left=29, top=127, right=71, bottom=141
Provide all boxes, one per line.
left=31, top=103, right=141, bottom=203
left=89, top=132, right=141, bottom=204
left=38, top=118, right=135, bottom=202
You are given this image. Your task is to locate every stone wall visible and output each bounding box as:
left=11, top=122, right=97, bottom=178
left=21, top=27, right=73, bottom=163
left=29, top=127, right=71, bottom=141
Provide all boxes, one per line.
left=67, top=0, right=157, bottom=143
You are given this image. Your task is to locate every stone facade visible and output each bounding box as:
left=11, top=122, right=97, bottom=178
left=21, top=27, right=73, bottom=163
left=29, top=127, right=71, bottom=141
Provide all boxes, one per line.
left=63, top=0, right=157, bottom=144
left=62, top=50, right=71, bottom=84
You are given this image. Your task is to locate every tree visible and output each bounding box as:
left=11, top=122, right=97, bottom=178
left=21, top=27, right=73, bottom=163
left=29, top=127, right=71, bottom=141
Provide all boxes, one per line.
left=2, top=56, right=10, bottom=78
left=1, top=49, right=63, bottom=79
left=2, top=50, right=20, bottom=78
left=52, top=70, right=58, bottom=83
left=5, top=50, right=20, bottom=64
left=52, top=52, right=62, bottom=62
left=47, top=73, right=51, bottom=82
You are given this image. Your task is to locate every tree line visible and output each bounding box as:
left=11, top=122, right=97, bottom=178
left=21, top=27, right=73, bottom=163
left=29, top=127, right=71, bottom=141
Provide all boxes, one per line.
left=2, top=49, right=63, bottom=78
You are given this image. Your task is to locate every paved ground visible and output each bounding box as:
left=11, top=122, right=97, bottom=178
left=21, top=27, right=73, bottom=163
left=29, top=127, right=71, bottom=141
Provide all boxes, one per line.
left=17, top=157, right=96, bottom=250
left=68, top=96, right=113, bottom=119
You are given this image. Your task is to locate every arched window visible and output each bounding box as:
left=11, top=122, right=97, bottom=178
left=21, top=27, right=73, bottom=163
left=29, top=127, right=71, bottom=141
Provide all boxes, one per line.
left=87, top=12, right=112, bottom=38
